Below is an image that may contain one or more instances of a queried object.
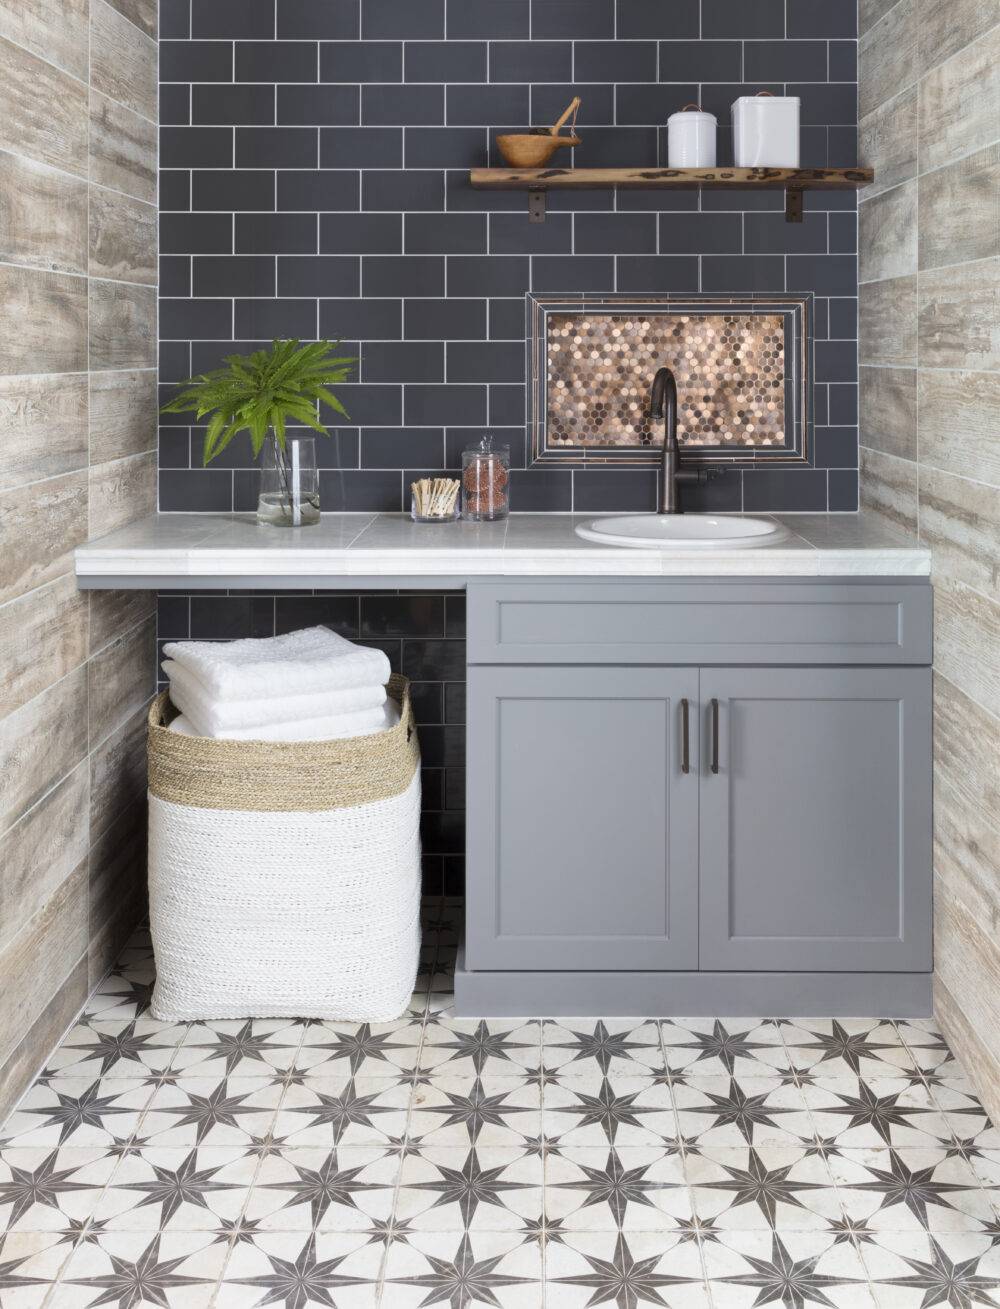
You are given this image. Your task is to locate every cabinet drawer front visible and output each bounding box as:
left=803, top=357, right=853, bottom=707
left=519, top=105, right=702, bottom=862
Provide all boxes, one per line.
left=468, top=580, right=932, bottom=665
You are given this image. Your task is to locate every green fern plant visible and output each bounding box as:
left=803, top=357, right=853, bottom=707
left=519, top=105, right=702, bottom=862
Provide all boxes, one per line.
left=160, top=339, right=356, bottom=466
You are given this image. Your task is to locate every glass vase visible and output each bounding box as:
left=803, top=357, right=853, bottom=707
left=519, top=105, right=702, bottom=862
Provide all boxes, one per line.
left=257, top=434, right=320, bottom=527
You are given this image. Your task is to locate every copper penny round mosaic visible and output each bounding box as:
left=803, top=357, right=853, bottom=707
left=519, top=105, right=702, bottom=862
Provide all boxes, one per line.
left=546, top=311, right=786, bottom=449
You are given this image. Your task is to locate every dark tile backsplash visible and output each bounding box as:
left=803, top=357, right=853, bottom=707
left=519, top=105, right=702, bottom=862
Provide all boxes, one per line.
left=159, top=0, right=859, bottom=514
left=157, top=591, right=467, bottom=895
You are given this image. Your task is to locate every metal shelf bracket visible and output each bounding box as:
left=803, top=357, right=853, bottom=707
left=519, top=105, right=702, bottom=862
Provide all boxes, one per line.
left=528, top=190, right=547, bottom=223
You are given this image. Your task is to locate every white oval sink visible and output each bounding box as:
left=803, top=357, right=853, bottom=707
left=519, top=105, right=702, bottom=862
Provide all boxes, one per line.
left=575, top=514, right=789, bottom=549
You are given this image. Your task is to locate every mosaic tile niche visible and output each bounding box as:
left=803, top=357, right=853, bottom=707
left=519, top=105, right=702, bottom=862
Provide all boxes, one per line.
left=530, top=295, right=810, bottom=466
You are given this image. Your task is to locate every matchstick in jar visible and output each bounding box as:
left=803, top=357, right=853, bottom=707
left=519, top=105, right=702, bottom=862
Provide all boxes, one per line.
left=411, top=477, right=461, bottom=521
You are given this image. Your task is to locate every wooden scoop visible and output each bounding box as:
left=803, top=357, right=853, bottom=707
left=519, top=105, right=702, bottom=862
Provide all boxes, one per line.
left=496, top=96, right=582, bottom=168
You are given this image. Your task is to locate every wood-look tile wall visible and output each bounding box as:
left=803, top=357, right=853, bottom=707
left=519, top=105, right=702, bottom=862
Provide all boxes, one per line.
left=0, top=0, right=158, bottom=1122
left=859, top=3, right=1000, bottom=1123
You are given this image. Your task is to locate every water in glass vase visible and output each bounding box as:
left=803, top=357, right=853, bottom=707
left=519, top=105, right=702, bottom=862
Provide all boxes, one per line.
left=257, top=434, right=320, bottom=526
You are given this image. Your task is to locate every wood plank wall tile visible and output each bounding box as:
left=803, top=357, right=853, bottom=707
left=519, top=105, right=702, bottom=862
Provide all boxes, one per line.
left=0, top=956, right=88, bottom=1125
left=918, top=24, right=1000, bottom=173
left=933, top=900, right=1000, bottom=1115
left=934, top=768, right=1000, bottom=952
left=0, top=0, right=89, bottom=81
left=858, top=444, right=919, bottom=532
left=919, top=466, right=1000, bottom=604
left=0, top=666, right=89, bottom=831
left=88, top=801, right=148, bottom=987
left=933, top=576, right=1000, bottom=722
left=89, top=370, right=158, bottom=465
left=858, top=274, right=917, bottom=366
left=0, top=374, right=88, bottom=491
left=859, top=0, right=917, bottom=118
left=917, top=370, right=1000, bottom=486
left=86, top=614, right=156, bottom=748
left=89, top=279, right=157, bottom=371
left=917, top=0, right=1000, bottom=74
left=0, top=153, right=88, bottom=275
left=88, top=588, right=155, bottom=655
left=919, top=143, right=1000, bottom=272
left=89, top=89, right=158, bottom=203
left=858, top=365, right=917, bottom=460
left=0, top=0, right=157, bottom=1117
left=859, top=83, right=917, bottom=199
left=0, top=35, right=88, bottom=175
left=918, top=257, right=1000, bottom=372
left=0, top=764, right=89, bottom=954
left=89, top=187, right=158, bottom=286
left=90, top=704, right=148, bottom=840
left=90, top=0, right=157, bottom=122
left=103, top=0, right=155, bottom=38
left=859, top=0, right=901, bottom=38
left=860, top=0, right=1000, bottom=1033
left=934, top=974, right=1000, bottom=1129
left=0, top=574, right=89, bottom=719
left=0, top=470, right=89, bottom=605
left=858, top=179, right=917, bottom=283
left=89, top=450, right=158, bottom=537
left=0, top=861, right=88, bottom=1068
left=0, top=266, right=88, bottom=375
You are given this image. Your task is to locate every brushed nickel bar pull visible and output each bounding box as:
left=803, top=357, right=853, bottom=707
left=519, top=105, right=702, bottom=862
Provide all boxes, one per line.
left=681, top=698, right=690, bottom=774
left=711, top=698, right=720, bottom=775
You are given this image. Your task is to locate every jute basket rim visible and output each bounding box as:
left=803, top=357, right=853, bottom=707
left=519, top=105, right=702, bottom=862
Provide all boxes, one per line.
left=147, top=672, right=419, bottom=812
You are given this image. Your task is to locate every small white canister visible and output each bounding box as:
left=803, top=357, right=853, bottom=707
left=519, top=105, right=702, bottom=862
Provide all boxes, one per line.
left=733, top=93, right=800, bottom=167
left=667, top=103, right=717, bottom=168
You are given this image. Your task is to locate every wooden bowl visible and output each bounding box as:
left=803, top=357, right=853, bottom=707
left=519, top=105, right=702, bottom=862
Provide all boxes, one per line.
left=496, top=132, right=582, bottom=168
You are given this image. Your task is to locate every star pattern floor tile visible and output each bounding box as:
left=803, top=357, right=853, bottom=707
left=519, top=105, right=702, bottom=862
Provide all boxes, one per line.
left=0, top=902, right=997, bottom=1307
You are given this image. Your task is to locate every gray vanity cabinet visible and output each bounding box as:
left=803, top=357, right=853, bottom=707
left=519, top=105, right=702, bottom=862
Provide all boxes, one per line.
left=698, top=666, right=933, bottom=973
left=465, top=665, right=700, bottom=971
left=460, top=579, right=933, bottom=1015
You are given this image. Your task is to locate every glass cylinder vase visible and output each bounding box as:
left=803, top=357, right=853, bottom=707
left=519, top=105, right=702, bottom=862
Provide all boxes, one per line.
left=257, top=434, right=320, bottom=527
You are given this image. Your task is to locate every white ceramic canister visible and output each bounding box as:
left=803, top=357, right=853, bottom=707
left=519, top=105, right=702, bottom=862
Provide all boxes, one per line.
left=667, top=104, right=717, bottom=167
left=732, top=93, right=800, bottom=167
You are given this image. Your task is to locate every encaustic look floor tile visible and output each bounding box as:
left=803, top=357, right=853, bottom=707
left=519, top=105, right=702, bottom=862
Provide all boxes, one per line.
left=0, top=915, right=998, bottom=1306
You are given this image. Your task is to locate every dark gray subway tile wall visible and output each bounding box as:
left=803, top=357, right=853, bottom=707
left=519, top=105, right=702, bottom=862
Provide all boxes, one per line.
left=157, top=591, right=467, bottom=894
left=159, top=0, right=859, bottom=513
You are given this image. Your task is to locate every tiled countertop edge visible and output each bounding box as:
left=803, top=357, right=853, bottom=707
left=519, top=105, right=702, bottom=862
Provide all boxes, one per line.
left=74, top=512, right=932, bottom=581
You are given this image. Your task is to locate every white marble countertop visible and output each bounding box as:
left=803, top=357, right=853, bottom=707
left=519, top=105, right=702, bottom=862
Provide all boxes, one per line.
left=74, top=512, right=930, bottom=586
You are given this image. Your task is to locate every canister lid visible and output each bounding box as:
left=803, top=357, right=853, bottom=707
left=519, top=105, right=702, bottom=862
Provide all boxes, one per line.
left=667, top=102, right=717, bottom=124
left=732, top=93, right=801, bottom=108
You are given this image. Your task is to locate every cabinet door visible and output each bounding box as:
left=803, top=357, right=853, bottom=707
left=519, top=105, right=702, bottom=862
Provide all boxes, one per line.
left=466, top=665, right=699, bottom=971
left=699, top=667, right=932, bottom=972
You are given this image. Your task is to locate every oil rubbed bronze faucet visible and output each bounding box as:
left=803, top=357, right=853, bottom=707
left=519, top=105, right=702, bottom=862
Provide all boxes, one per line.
left=650, top=366, right=718, bottom=513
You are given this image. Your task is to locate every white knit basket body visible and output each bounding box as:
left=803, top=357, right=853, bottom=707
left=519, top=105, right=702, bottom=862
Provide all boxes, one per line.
left=148, top=771, right=421, bottom=1022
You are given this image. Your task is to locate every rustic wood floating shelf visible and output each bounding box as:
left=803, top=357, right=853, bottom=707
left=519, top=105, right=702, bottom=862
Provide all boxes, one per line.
left=469, top=166, right=874, bottom=223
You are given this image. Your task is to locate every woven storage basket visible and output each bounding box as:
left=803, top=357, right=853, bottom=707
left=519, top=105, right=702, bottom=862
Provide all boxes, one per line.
left=147, top=673, right=421, bottom=1023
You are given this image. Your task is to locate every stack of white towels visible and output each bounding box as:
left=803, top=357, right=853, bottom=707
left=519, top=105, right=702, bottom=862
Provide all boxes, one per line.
left=162, top=626, right=397, bottom=741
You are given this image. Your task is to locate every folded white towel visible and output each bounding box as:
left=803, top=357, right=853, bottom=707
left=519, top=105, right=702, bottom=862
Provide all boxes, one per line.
left=163, top=660, right=387, bottom=734
left=168, top=701, right=400, bottom=742
left=162, top=626, right=392, bottom=699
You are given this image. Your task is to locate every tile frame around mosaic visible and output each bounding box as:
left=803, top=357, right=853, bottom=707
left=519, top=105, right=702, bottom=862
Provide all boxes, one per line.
left=528, top=291, right=812, bottom=467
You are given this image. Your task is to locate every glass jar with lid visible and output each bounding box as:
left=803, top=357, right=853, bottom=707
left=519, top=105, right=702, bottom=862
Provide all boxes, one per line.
left=461, top=436, right=510, bottom=521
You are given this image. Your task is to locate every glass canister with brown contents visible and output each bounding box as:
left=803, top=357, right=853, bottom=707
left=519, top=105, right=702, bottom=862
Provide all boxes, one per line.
left=461, top=436, right=510, bottom=521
